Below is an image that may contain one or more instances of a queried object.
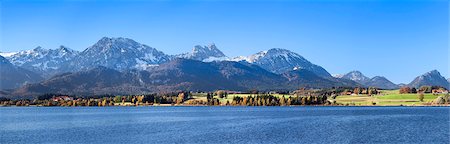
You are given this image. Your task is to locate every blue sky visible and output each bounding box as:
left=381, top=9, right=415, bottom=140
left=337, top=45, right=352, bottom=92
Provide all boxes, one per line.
left=1, top=0, right=448, bottom=83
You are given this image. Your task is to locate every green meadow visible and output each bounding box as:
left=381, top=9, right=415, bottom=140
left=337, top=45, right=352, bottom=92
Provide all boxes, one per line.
left=334, top=90, right=444, bottom=106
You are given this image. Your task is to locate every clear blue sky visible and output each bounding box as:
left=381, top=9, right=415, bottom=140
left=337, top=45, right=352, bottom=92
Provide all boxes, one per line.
left=1, top=0, right=448, bottom=83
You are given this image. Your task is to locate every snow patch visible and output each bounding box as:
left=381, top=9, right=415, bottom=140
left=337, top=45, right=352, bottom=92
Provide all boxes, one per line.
left=203, top=56, right=229, bottom=62
left=134, top=58, right=158, bottom=70
left=143, top=53, right=156, bottom=62
left=0, top=52, right=18, bottom=57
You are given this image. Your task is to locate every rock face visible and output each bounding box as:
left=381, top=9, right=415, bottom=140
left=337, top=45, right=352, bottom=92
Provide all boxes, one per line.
left=407, top=70, right=449, bottom=89
left=64, top=37, right=171, bottom=71
left=177, top=43, right=228, bottom=62
left=0, top=55, right=43, bottom=90
left=232, top=48, right=332, bottom=78
left=339, top=71, right=399, bottom=89
left=10, top=59, right=358, bottom=98
left=4, top=46, right=79, bottom=76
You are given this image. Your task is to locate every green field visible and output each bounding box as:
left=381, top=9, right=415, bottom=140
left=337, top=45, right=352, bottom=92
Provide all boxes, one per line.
left=189, top=90, right=446, bottom=106
left=334, top=90, right=444, bottom=106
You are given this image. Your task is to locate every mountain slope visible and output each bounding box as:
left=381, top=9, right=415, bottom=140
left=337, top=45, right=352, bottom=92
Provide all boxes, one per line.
left=12, top=66, right=148, bottom=97
left=0, top=55, right=43, bottom=90
left=232, top=48, right=332, bottom=78
left=407, top=70, right=449, bottom=89
left=12, top=59, right=276, bottom=97
left=144, top=58, right=243, bottom=91
left=65, top=37, right=171, bottom=71
left=177, top=43, right=227, bottom=62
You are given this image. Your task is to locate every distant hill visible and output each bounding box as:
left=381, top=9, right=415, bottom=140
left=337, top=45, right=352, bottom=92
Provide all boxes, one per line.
left=338, top=71, right=398, bottom=89
left=283, top=69, right=360, bottom=88
left=365, top=76, right=399, bottom=90
left=407, top=70, right=449, bottom=89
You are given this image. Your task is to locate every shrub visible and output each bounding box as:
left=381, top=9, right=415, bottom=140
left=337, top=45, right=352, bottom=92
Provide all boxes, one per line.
left=418, top=93, right=424, bottom=102
left=433, top=96, right=445, bottom=105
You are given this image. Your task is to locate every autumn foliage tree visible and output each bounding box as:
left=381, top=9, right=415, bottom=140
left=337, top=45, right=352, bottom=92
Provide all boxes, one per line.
left=399, top=87, right=411, bottom=94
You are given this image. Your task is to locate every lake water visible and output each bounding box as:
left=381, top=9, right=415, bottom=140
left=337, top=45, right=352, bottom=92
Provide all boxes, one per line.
left=0, top=106, right=449, bottom=144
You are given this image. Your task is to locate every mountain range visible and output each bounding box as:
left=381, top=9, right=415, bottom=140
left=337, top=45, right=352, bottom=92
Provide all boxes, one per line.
left=5, top=46, right=79, bottom=77
left=335, top=70, right=449, bottom=90
left=1, top=37, right=448, bottom=97
left=10, top=59, right=359, bottom=99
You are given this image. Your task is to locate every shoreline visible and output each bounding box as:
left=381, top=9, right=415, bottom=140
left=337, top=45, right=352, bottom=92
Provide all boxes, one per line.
left=1, top=104, right=449, bottom=107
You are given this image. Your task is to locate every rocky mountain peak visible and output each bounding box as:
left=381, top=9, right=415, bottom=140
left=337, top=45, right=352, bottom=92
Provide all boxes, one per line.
left=425, top=69, right=440, bottom=76
left=407, top=70, right=448, bottom=88
left=231, top=48, right=331, bottom=77
left=33, top=46, right=44, bottom=51
left=68, top=37, right=170, bottom=71
left=343, top=70, right=370, bottom=82
left=178, top=43, right=227, bottom=62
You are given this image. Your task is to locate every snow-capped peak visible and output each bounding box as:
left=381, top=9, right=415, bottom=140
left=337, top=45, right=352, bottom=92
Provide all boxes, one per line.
left=342, top=70, right=371, bottom=82
left=232, top=48, right=306, bottom=64
left=231, top=48, right=331, bottom=77
left=0, top=51, right=18, bottom=57
left=85, top=37, right=142, bottom=52
left=231, top=50, right=267, bottom=63
left=333, top=74, right=344, bottom=78
left=67, top=37, right=171, bottom=71
left=177, top=43, right=227, bottom=62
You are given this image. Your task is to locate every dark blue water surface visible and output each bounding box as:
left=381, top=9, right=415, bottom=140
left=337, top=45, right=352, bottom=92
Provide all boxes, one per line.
left=0, top=106, right=449, bottom=144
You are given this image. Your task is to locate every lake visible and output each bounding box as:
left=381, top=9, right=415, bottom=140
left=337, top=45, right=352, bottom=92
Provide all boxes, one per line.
left=0, top=106, right=449, bottom=143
